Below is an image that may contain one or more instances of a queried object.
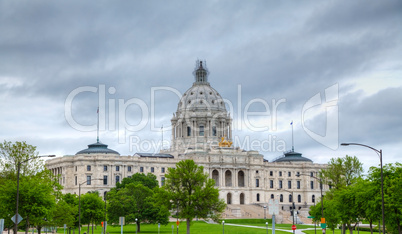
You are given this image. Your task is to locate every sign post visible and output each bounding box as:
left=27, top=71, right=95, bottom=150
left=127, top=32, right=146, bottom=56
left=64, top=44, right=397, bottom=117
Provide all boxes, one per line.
left=119, top=217, right=125, bottom=234
left=0, top=219, right=4, bottom=234
left=268, top=199, right=279, bottom=234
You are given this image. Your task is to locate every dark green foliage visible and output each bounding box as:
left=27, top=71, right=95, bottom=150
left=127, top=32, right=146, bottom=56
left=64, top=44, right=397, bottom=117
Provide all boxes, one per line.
left=116, top=173, right=158, bottom=189
left=107, top=173, right=170, bottom=232
left=161, top=159, right=226, bottom=234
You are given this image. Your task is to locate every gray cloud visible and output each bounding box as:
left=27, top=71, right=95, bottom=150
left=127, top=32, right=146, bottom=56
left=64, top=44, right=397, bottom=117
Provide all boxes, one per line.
left=0, top=1, right=401, bottom=170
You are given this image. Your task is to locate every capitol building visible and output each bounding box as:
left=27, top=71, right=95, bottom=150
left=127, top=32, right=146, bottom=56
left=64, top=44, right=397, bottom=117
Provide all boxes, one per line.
left=46, top=61, right=328, bottom=220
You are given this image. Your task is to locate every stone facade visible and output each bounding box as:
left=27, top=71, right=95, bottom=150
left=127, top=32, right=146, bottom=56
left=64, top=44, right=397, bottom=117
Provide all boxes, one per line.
left=46, top=60, right=328, bottom=211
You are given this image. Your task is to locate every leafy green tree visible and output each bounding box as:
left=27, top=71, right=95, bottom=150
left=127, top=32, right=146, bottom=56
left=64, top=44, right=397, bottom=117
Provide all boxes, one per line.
left=52, top=194, right=78, bottom=231
left=0, top=141, right=60, bottom=234
left=321, top=155, right=363, bottom=189
left=369, top=163, right=402, bottom=234
left=318, top=155, right=363, bottom=234
left=354, top=179, right=380, bottom=234
left=162, top=159, right=226, bottom=234
left=0, top=141, right=44, bottom=177
left=117, top=173, right=158, bottom=190
left=81, top=192, right=104, bottom=234
left=107, top=173, right=169, bottom=232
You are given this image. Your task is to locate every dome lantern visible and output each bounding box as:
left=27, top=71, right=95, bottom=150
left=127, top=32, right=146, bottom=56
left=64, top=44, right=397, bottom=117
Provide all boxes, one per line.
left=193, top=60, right=209, bottom=84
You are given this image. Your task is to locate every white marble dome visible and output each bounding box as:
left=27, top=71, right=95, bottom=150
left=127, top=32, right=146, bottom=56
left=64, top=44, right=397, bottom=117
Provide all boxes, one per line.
left=177, top=60, right=227, bottom=113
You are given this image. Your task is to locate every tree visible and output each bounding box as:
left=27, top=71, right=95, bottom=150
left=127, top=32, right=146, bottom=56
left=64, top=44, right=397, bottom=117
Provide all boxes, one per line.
left=162, top=159, right=226, bottom=234
left=0, top=141, right=44, bottom=178
left=369, top=163, right=402, bottom=234
left=321, top=155, right=363, bottom=189
left=52, top=194, right=78, bottom=232
left=116, top=173, right=158, bottom=190
left=107, top=173, right=169, bottom=232
left=81, top=192, right=104, bottom=234
left=319, top=155, right=363, bottom=234
left=0, top=141, right=60, bottom=234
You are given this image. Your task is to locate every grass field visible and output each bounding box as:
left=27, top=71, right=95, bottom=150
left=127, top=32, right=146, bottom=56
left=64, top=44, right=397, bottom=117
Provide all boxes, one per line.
left=56, top=220, right=314, bottom=234
left=302, top=229, right=373, bottom=234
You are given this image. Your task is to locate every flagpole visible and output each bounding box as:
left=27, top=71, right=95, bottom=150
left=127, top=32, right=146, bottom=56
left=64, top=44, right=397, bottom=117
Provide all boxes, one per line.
left=291, top=121, right=294, bottom=152
left=97, top=107, right=100, bottom=143
left=161, top=125, right=164, bottom=150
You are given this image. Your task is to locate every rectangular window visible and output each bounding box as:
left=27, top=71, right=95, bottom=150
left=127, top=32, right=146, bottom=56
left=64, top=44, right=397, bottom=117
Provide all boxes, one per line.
left=270, top=180, right=274, bottom=188
left=87, top=165, right=91, bottom=171
left=310, top=181, right=314, bottom=189
left=256, top=179, right=259, bottom=187
left=161, top=167, right=165, bottom=173
left=103, top=175, right=108, bottom=185
left=288, top=172, right=291, bottom=177
left=288, top=180, right=292, bottom=189
left=297, top=181, right=301, bottom=189
left=279, top=171, right=282, bottom=177
left=116, top=166, right=120, bottom=171
left=116, top=176, right=120, bottom=184
left=128, top=166, right=132, bottom=172
left=140, top=167, right=144, bottom=172
left=75, top=166, right=77, bottom=172
left=187, top=126, right=191, bottom=136
left=87, top=176, right=91, bottom=185
left=212, top=126, right=217, bottom=136
left=161, top=177, right=165, bottom=186
left=75, top=176, right=77, bottom=185
left=310, top=172, right=314, bottom=177
left=269, top=171, right=273, bottom=176
left=199, top=126, right=204, bottom=136
left=104, top=165, right=107, bottom=171
left=279, top=180, right=283, bottom=189
left=151, top=167, right=154, bottom=173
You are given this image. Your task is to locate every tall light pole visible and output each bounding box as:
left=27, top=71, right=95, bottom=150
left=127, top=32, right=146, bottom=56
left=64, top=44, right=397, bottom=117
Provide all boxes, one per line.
left=264, top=205, right=267, bottom=219
left=78, top=178, right=102, bottom=234
left=14, top=155, right=55, bottom=234
left=278, top=189, right=295, bottom=234
left=341, top=143, right=385, bottom=234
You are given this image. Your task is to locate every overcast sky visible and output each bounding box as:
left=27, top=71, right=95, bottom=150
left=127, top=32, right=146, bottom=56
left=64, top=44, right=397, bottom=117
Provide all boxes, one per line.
left=1, top=1, right=401, bottom=173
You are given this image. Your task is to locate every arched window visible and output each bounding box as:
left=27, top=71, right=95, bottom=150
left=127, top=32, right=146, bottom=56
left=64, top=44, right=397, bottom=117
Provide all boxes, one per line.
left=298, top=195, right=301, bottom=203
left=227, top=193, right=232, bottom=204
left=240, top=193, right=245, bottom=204
left=212, top=170, right=219, bottom=186
left=271, top=194, right=274, bottom=199
left=312, top=195, right=315, bottom=203
left=225, top=170, right=232, bottom=187
left=187, top=126, right=191, bottom=136
left=238, top=171, right=245, bottom=187
left=280, top=194, right=283, bottom=202
left=257, top=193, right=260, bottom=202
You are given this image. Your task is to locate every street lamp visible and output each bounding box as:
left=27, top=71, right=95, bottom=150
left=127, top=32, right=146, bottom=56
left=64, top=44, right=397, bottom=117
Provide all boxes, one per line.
left=263, top=205, right=267, bottom=219
left=341, top=143, right=385, bottom=234
left=14, top=155, right=55, bottom=234
left=278, top=189, right=295, bottom=234
left=222, top=220, right=225, bottom=234
left=78, top=178, right=102, bottom=234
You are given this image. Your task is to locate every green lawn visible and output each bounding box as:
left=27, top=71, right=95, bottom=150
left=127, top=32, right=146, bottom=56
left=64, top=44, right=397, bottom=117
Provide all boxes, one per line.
left=302, top=229, right=373, bottom=234
left=57, top=221, right=304, bottom=234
